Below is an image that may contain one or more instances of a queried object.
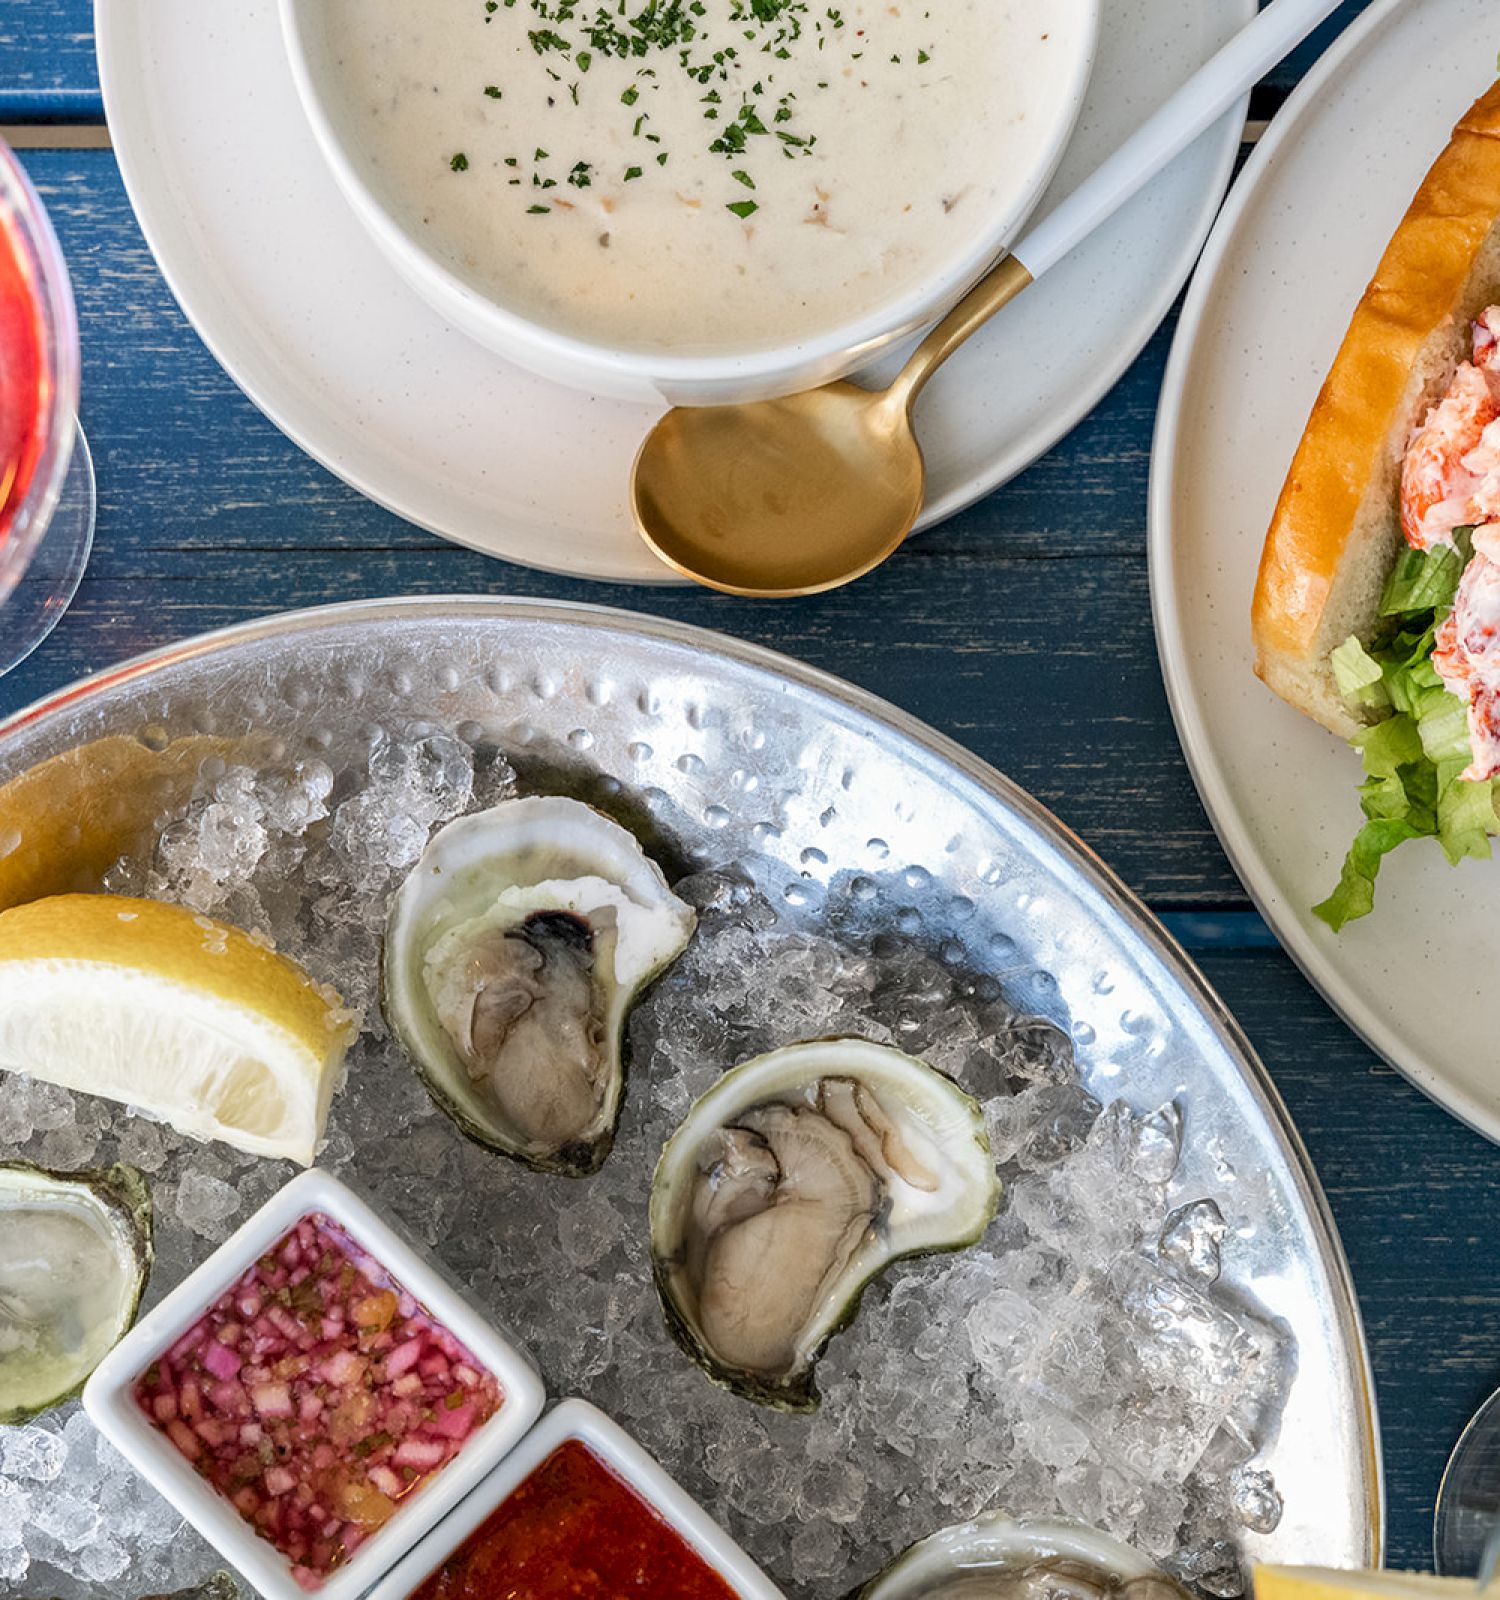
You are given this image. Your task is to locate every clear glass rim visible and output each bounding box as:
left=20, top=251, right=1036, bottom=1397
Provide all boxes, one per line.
left=0, top=139, right=82, bottom=603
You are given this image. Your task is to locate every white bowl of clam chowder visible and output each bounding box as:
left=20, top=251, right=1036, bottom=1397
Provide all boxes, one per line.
left=280, top=0, right=1099, bottom=405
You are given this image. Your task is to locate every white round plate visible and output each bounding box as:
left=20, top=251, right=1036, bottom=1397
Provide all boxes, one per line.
left=97, top=0, right=1250, bottom=584
left=1150, top=0, right=1500, bottom=1140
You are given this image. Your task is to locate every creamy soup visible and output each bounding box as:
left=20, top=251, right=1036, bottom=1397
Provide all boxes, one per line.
left=317, top=0, right=1088, bottom=353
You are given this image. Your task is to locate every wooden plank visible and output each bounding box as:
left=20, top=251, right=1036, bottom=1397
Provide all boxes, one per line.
left=0, top=0, right=96, bottom=115
left=1201, top=948, right=1500, bottom=1573
left=1258, top=0, right=1378, bottom=95
left=0, top=123, right=109, bottom=148
left=1160, top=910, right=1280, bottom=951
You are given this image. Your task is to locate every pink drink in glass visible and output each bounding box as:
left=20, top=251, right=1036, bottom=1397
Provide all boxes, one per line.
left=0, top=139, right=82, bottom=621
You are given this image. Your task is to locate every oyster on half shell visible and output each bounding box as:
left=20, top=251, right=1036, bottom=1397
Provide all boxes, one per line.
left=384, top=795, right=696, bottom=1176
left=0, top=1161, right=153, bottom=1423
left=853, top=1515, right=1183, bottom=1600
left=650, top=1038, right=1000, bottom=1410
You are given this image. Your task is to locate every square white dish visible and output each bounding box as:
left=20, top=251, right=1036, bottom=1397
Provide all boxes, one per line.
left=366, top=1397, right=785, bottom=1600
left=82, top=1166, right=545, bottom=1600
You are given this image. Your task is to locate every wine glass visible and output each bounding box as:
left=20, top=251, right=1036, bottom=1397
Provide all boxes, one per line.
left=0, top=135, right=95, bottom=675
left=1434, top=1385, right=1500, bottom=1579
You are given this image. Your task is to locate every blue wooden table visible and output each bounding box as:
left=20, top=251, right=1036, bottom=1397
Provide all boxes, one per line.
left=3, top=0, right=1494, bottom=1581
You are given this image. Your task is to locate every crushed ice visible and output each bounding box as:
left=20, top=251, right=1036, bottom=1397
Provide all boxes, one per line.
left=0, top=742, right=1289, bottom=1598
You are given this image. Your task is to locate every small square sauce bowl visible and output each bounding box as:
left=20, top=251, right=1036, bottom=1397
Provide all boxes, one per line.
left=366, top=1398, right=786, bottom=1600
left=83, top=1168, right=545, bottom=1600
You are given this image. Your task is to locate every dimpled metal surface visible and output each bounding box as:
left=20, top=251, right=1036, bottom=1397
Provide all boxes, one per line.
left=0, top=597, right=1380, bottom=1567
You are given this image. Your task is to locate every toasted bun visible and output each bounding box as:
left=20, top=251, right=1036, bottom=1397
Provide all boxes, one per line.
left=1252, top=80, right=1500, bottom=737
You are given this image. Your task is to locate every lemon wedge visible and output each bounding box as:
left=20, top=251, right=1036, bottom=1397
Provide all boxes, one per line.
left=0, top=732, right=277, bottom=913
left=1256, top=1570, right=1470, bottom=1600
left=0, top=895, right=357, bottom=1165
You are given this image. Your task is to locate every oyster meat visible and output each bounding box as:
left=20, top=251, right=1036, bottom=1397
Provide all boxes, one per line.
left=650, top=1038, right=999, bottom=1409
left=0, top=1161, right=153, bottom=1423
left=384, top=796, right=696, bottom=1175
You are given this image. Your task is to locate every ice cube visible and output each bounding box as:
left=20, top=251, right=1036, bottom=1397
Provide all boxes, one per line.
left=1160, top=1200, right=1228, bottom=1284
left=966, top=1288, right=1041, bottom=1374
left=0, top=1426, right=65, bottom=1484
left=1112, top=1255, right=1260, bottom=1396
left=32, top=1488, right=101, bottom=1549
left=37, top=1122, right=101, bottom=1170
left=171, top=1170, right=242, bottom=1239
left=1230, top=1465, right=1284, bottom=1533
left=553, top=1196, right=623, bottom=1267
left=790, top=1518, right=849, bottom=1581
left=79, top=1532, right=131, bottom=1582
left=112, top=1114, right=172, bottom=1173
left=0, top=1478, right=31, bottom=1548
left=256, top=760, right=334, bottom=833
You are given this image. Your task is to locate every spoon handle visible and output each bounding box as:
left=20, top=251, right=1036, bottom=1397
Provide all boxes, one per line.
left=890, top=0, right=1347, bottom=406
left=1016, top=0, right=1346, bottom=279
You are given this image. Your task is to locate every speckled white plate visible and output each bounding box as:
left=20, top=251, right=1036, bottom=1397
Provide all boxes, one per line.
left=1149, top=0, right=1500, bottom=1140
left=95, top=0, right=1251, bottom=584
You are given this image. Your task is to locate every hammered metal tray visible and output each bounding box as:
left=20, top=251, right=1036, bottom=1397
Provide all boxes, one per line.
left=0, top=598, right=1381, bottom=1594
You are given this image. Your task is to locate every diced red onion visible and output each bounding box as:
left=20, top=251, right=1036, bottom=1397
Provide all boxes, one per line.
left=202, top=1341, right=242, bottom=1381
left=133, top=1211, right=501, bottom=1587
left=251, top=1382, right=294, bottom=1419
left=384, top=1338, right=424, bottom=1380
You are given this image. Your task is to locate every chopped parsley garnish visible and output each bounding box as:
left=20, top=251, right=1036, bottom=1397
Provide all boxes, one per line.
left=449, top=152, right=470, bottom=171
left=473, top=0, right=889, bottom=214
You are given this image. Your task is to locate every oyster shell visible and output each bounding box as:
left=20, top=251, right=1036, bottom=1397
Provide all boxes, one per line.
left=650, top=1038, right=1000, bottom=1410
left=0, top=1161, right=153, bottom=1423
left=384, top=796, right=696, bottom=1175
left=23, top=1575, right=240, bottom=1600
left=854, top=1515, right=1179, bottom=1600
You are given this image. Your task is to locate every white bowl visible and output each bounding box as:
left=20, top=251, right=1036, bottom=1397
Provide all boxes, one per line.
left=859, top=1514, right=1158, bottom=1599
left=366, top=1398, right=786, bottom=1600
left=278, top=0, right=1099, bottom=406
left=83, top=1168, right=545, bottom=1600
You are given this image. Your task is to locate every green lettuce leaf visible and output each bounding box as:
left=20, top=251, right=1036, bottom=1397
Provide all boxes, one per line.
left=1331, top=636, right=1390, bottom=714
left=1379, top=526, right=1473, bottom=616
left=1313, top=818, right=1426, bottom=930
left=1351, top=712, right=1422, bottom=777
left=1317, top=527, right=1498, bottom=930
left=1437, top=764, right=1499, bottom=866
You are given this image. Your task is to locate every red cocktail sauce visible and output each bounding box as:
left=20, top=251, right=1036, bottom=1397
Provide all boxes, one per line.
left=407, top=1437, right=740, bottom=1600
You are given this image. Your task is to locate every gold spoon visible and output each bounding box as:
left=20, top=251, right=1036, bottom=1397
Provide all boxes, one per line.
left=631, top=0, right=1345, bottom=596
